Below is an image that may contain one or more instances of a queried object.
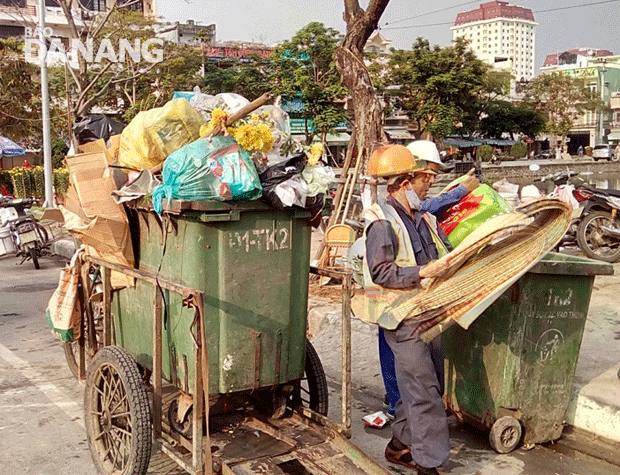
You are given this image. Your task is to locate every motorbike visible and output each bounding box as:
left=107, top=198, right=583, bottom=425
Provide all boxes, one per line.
left=574, top=186, right=620, bottom=263
left=0, top=197, right=49, bottom=269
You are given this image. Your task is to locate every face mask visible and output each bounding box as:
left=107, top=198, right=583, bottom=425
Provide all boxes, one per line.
left=405, top=184, right=422, bottom=210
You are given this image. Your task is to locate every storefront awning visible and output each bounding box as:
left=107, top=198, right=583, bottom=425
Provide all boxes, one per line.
left=325, top=132, right=350, bottom=145
left=443, top=137, right=483, bottom=148
left=385, top=128, right=414, bottom=140
left=608, top=132, right=620, bottom=141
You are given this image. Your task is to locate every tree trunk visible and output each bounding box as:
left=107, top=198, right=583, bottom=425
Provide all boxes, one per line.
left=335, top=0, right=390, bottom=173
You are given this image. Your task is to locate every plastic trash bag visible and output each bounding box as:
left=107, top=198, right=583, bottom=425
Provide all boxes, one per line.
left=189, top=86, right=215, bottom=121
left=152, top=135, right=262, bottom=214
left=203, top=92, right=250, bottom=115
left=302, top=164, right=335, bottom=197
left=259, top=154, right=306, bottom=209
left=439, top=183, right=512, bottom=247
left=255, top=105, right=291, bottom=136
left=73, top=115, right=125, bottom=145
left=118, top=99, right=206, bottom=171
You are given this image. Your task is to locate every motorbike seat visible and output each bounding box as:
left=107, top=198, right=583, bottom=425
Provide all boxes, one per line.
left=591, top=187, right=620, bottom=198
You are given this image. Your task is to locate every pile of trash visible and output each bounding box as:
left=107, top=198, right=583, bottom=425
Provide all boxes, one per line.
left=59, top=89, right=334, bottom=282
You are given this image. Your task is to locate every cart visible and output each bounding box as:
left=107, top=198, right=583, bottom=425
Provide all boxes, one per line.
left=70, top=199, right=390, bottom=475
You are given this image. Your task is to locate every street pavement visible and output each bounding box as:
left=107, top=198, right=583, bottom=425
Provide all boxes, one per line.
left=1, top=245, right=619, bottom=474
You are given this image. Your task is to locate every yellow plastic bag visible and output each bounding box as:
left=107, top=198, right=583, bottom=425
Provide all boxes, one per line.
left=118, top=99, right=206, bottom=170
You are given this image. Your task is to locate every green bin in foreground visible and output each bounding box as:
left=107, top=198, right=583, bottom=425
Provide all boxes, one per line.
left=113, top=201, right=311, bottom=397
left=443, top=252, right=613, bottom=453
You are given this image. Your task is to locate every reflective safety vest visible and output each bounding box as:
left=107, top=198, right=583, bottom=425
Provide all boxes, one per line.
left=351, top=201, right=449, bottom=329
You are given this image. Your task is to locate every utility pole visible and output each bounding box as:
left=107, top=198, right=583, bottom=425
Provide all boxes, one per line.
left=39, top=0, right=54, bottom=208
left=599, top=58, right=607, bottom=144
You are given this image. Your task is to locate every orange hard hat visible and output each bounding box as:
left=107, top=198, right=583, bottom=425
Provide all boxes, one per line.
left=367, top=144, right=425, bottom=177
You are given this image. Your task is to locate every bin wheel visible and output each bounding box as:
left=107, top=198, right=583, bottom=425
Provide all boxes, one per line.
left=290, top=339, right=329, bottom=416
left=489, top=416, right=522, bottom=453
left=85, top=346, right=152, bottom=475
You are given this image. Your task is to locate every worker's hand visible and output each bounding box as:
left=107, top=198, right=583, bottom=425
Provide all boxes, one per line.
left=419, top=259, right=450, bottom=280
left=461, top=174, right=480, bottom=193
left=466, top=168, right=476, bottom=176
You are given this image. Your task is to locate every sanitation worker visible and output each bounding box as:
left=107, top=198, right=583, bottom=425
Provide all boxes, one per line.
left=378, top=139, right=478, bottom=418
left=352, top=144, right=452, bottom=474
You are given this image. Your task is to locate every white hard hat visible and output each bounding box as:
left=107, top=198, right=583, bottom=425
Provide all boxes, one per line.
left=406, top=140, right=443, bottom=168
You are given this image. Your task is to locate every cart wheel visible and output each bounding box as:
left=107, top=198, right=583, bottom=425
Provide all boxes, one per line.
left=85, top=346, right=152, bottom=475
left=64, top=301, right=104, bottom=379
left=489, top=416, right=522, bottom=453
left=291, top=339, right=329, bottom=416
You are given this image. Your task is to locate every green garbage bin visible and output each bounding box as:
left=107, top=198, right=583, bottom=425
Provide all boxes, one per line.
left=443, top=252, right=613, bottom=453
left=112, top=201, right=311, bottom=398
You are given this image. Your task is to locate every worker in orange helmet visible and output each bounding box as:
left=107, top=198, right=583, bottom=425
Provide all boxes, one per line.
left=352, top=144, right=451, bottom=474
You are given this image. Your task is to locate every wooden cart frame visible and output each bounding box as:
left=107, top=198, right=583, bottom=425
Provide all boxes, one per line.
left=76, top=254, right=387, bottom=475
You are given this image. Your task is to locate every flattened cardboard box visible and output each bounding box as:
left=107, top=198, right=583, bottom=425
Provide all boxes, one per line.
left=76, top=134, right=121, bottom=164
left=64, top=152, right=134, bottom=269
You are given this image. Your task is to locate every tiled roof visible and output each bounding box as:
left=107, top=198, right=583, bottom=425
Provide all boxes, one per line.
left=454, top=1, right=535, bottom=26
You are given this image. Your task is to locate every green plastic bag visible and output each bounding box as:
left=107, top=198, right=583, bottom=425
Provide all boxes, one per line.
left=152, top=135, right=262, bottom=214
left=439, top=179, right=512, bottom=247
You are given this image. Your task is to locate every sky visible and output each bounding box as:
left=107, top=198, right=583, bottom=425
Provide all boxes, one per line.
left=157, top=0, right=619, bottom=72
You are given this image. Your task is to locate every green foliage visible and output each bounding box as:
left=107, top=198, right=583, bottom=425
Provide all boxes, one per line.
left=50, top=4, right=204, bottom=120
left=9, top=167, right=35, bottom=199
left=52, top=137, right=69, bottom=169
left=0, top=39, right=42, bottom=141
left=53, top=168, right=69, bottom=196
left=524, top=73, right=603, bottom=138
left=510, top=142, right=528, bottom=159
left=479, top=101, right=546, bottom=139
left=8, top=167, right=69, bottom=199
left=388, top=37, right=490, bottom=139
left=476, top=144, right=493, bottom=162
left=271, top=22, right=348, bottom=143
left=0, top=170, right=13, bottom=195
left=201, top=58, right=271, bottom=100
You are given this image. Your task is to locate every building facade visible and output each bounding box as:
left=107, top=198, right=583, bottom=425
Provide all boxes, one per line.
left=156, top=20, right=216, bottom=46
left=541, top=52, right=620, bottom=149
left=0, top=0, right=156, bottom=45
left=451, top=1, right=537, bottom=87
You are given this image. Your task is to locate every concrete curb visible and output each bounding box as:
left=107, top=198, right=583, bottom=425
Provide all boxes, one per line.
left=565, top=365, right=620, bottom=444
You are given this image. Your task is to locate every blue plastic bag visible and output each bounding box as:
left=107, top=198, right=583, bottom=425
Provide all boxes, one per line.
left=153, top=136, right=262, bottom=214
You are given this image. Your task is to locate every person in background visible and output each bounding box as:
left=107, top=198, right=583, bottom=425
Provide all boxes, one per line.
left=354, top=144, right=452, bottom=474
left=378, top=140, right=479, bottom=418
left=615, top=143, right=620, bottom=162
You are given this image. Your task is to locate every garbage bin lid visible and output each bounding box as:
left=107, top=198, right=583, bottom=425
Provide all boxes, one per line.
left=529, top=252, right=614, bottom=276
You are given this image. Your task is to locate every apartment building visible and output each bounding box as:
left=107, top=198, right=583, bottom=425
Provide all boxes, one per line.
left=451, top=1, right=537, bottom=87
left=0, top=0, right=156, bottom=45
left=541, top=51, right=620, bottom=148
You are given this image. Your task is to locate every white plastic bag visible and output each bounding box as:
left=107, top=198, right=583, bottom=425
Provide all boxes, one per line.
left=302, top=164, right=335, bottom=197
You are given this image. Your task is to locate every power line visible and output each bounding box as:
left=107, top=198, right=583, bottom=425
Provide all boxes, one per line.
left=384, top=1, right=479, bottom=26
left=382, top=0, right=620, bottom=31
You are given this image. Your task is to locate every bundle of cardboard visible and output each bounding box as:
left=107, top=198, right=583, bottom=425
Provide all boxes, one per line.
left=60, top=142, right=134, bottom=288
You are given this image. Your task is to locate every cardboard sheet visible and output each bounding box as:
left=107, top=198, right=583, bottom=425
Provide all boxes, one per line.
left=62, top=152, right=134, bottom=287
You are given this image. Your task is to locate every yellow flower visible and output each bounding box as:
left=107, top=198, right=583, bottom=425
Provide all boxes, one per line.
left=261, top=112, right=270, bottom=119
left=307, top=143, right=323, bottom=166
left=232, top=123, right=274, bottom=153
left=204, top=107, right=229, bottom=134
left=251, top=113, right=260, bottom=123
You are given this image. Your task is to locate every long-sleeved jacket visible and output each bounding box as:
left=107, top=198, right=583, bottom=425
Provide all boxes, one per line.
left=421, top=184, right=468, bottom=218
left=365, top=196, right=452, bottom=290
